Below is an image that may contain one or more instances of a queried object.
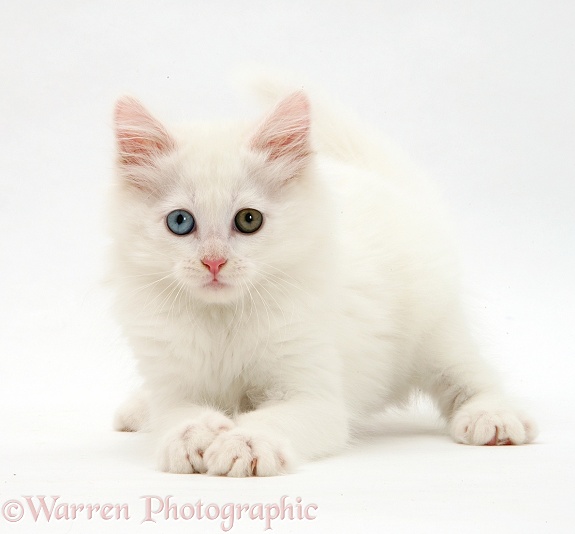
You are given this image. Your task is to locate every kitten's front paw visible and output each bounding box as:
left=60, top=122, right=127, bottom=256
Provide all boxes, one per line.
left=159, top=412, right=235, bottom=474
left=451, top=398, right=537, bottom=446
left=204, top=429, right=292, bottom=477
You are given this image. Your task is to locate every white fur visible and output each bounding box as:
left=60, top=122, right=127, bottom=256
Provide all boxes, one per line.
left=109, top=76, right=536, bottom=477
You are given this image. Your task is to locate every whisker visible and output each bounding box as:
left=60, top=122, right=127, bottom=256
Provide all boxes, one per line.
left=247, top=279, right=273, bottom=358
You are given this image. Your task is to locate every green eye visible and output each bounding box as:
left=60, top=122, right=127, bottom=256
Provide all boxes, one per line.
left=234, top=208, right=263, bottom=234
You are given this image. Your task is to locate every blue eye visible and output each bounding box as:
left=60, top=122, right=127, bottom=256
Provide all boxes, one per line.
left=166, top=209, right=195, bottom=235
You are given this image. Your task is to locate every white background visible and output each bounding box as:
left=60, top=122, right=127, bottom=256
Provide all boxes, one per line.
left=1, top=1, right=574, bottom=532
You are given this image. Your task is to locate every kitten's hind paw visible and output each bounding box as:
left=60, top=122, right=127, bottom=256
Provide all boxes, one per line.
left=159, top=412, right=235, bottom=474
left=450, top=397, right=537, bottom=446
left=113, top=391, right=150, bottom=432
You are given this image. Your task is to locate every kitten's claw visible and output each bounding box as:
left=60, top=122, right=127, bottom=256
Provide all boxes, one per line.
left=204, top=430, right=291, bottom=477
left=159, top=412, right=235, bottom=474
left=451, top=398, right=537, bottom=446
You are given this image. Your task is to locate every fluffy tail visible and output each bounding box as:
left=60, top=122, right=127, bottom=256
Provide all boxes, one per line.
left=236, top=67, right=425, bottom=188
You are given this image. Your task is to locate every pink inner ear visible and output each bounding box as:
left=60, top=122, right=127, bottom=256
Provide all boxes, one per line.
left=250, top=91, right=311, bottom=162
left=114, top=96, right=175, bottom=166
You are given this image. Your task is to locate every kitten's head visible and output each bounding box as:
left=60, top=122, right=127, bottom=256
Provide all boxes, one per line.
left=111, top=91, right=328, bottom=305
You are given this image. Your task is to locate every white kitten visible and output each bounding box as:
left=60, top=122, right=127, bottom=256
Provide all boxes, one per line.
left=109, top=78, right=536, bottom=477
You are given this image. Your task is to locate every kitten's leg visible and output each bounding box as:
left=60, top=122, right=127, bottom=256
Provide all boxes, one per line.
left=418, top=316, right=537, bottom=446
left=124, top=340, right=236, bottom=474
left=113, top=391, right=235, bottom=470
left=113, top=389, right=150, bottom=432
left=205, top=397, right=349, bottom=477
left=204, top=358, right=349, bottom=477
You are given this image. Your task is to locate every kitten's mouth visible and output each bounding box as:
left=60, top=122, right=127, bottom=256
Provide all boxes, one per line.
left=204, top=279, right=228, bottom=289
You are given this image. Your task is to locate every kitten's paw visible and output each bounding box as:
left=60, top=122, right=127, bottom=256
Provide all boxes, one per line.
left=204, top=429, right=292, bottom=477
left=451, top=398, right=537, bottom=446
left=114, top=391, right=150, bottom=432
left=159, top=412, right=235, bottom=474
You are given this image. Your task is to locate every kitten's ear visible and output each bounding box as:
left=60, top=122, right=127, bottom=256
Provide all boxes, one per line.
left=113, top=96, right=176, bottom=189
left=250, top=91, right=312, bottom=176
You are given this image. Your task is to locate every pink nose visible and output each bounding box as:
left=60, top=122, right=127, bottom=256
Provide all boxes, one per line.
left=201, top=257, right=227, bottom=276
